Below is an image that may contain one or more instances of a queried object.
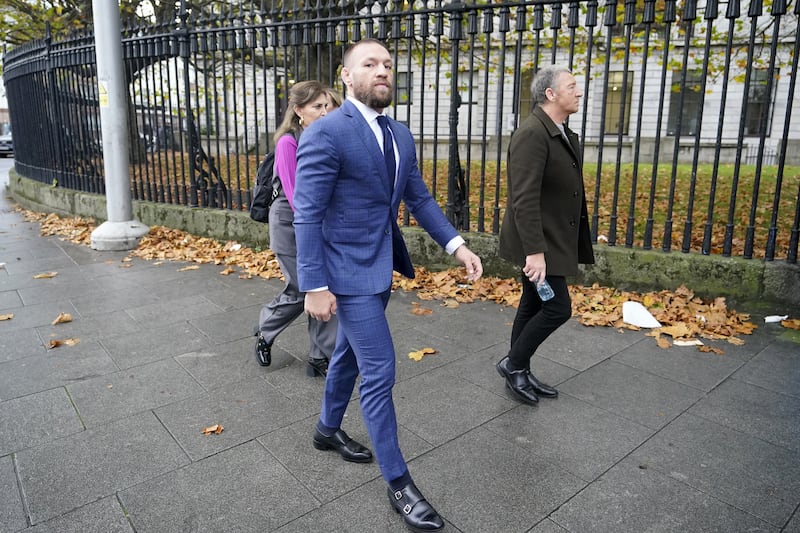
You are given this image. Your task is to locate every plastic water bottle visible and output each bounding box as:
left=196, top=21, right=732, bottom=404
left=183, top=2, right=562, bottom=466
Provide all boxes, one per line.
left=536, top=279, right=555, bottom=301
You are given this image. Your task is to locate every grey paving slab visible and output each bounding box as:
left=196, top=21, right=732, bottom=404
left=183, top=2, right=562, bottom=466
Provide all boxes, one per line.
left=411, top=297, right=514, bottom=352
left=0, top=327, right=45, bottom=364
left=704, top=323, right=782, bottom=362
left=17, top=272, right=140, bottom=306
left=0, top=455, right=27, bottom=533
left=35, top=309, right=143, bottom=346
left=174, top=336, right=273, bottom=390
left=57, top=243, right=130, bottom=268
left=630, top=413, right=800, bottom=527
left=188, top=305, right=260, bottom=345
left=550, top=458, right=778, bottom=533
left=16, top=282, right=102, bottom=308
left=273, top=477, right=450, bottom=533
left=16, top=411, right=189, bottom=525
left=124, top=294, right=225, bottom=329
left=99, top=321, right=209, bottom=370
left=558, top=359, right=705, bottom=429
left=612, top=333, right=746, bottom=391
left=119, top=440, right=318, bottom=533
left=529, top=519, right=569, bottom=533
left=0, top=289, right=21, bottom=310
left=257, top=415, right=385, bottom=504
left=393, top=366, right=516, bottom=446
left=0, top=254, right=77, bottom=277
left=0, top=268, right=87, bottom=293
left=785, top=511, right=800, bottom=532
left=67, top=286, right=162, bottom=318
left=390, top=326, right=484, bottom=383
left=22, top=496, right=133, bottom=533
left=0, top=341, right=118, bottom=401
left=0, top=388, right=83, bottom=456
left=0, top=300, right=79, bottom=333
left=410, top=426, right=586, bottom=532
left=67, top=358, right=205, bottom=427
left=153, top=376, right=318, bottom=461
left=383, top=288, right=449, bottom=332
left=731, top=339, right=800, bottom=398
left=536, top=319, right=644, bottom=371
left=203, top=278, right=276, bottom=312
left=144, top=273, right=236, bottom=304
left=103, top=260, right=212, bottom=286
left=258, top=353, right=338, bottom=404
left=0, top=235, right=62, bottom=260
left=688, top=378, right=800, bottom=453
left=485, top=393, right=655, bottom=481
left=259, top=404, right=434, bottom=504
left=446, top=344, right=579, bottom=398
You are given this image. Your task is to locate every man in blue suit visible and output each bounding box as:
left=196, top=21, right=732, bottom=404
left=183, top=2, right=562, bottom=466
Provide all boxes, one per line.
left=293, top=39, right=483, bottom=532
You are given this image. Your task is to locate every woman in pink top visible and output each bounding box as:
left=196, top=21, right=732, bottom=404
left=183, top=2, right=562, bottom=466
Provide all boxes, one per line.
left=255, top=80, right=339, bottom=376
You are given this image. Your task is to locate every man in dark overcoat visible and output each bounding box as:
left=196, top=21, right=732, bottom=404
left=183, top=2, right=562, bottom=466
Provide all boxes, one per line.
left=497, top=65, right=595, bottom=405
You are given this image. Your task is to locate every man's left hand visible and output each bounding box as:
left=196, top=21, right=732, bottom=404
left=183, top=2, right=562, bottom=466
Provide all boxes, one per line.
left=454, top=245, right=483, bottom=282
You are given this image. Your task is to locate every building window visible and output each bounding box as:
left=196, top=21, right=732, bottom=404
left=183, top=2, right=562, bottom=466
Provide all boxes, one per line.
left=519, top=70, right=534, bottom=119
left=667, top=70, right=703, bottom=136
left=396, top=72, right=412, bottom=105
left=604, top=71, right=633, bottom=135
left=744, top=69, right=777, bottom=137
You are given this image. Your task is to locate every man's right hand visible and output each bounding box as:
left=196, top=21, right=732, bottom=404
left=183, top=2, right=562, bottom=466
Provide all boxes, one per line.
left=305, top=290, right=337, bottom=322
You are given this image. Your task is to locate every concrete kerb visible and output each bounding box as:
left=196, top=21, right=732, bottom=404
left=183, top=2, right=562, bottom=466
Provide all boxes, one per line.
left=7, top=169, right=800, bottom=314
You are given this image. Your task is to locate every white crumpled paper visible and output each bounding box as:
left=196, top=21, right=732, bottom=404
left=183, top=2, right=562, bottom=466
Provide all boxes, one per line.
left=622, top=301, right=662, bottom=328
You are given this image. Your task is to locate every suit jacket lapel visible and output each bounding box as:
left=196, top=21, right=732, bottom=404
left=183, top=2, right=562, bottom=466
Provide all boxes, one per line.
left=343, top=101, right=394, bottom=197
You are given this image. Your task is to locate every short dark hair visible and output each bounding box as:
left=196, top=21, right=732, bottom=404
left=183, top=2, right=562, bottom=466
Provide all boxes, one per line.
left=343, top=38, right=390, bottom=68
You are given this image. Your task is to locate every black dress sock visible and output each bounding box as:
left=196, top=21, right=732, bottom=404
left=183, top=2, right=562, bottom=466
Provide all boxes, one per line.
left=388, top=470, right=413, bottom=492
left=316, top=420, right=337, bottom=437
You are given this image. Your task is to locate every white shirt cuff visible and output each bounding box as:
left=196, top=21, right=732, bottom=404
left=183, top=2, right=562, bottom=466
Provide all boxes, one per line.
left=445, top=236, right=465, bottom=255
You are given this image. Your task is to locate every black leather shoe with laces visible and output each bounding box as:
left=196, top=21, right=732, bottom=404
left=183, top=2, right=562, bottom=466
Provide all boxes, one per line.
left=254, top=333, right=272, bottom=366
left=312, top=428, right=373, bottom=463
left=307, top=358, right=329, bottom=377
left=388, top=482, right=445, bottom=532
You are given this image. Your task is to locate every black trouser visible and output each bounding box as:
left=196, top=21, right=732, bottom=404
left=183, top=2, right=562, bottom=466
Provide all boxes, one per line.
left=507, top=275, right=572, bottom=369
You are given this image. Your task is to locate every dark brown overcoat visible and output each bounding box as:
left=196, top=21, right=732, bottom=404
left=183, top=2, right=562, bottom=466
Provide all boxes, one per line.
left=499, top=106, right=595, bottom=276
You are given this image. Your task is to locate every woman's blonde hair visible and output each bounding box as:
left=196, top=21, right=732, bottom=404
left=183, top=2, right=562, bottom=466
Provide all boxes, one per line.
left=326, top=87, right=343, bottom=109
left=273, top=80, right=327, bottom=144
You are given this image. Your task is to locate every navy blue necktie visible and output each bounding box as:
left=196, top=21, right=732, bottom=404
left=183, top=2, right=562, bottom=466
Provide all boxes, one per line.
left=377, top=115, right=395, bottom=191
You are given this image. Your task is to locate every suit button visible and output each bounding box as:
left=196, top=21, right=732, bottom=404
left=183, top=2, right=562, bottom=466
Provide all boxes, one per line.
left=385, top=229, right=390, bottom=235
left=572, top=162, right=577, bottom=167
left=569, top=220, right=576, bottom=227
left=573, top=191, right=578, bottom=197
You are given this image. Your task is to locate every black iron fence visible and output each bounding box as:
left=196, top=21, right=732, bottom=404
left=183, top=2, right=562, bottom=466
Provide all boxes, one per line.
left=3, top=0, right=799, bottom=263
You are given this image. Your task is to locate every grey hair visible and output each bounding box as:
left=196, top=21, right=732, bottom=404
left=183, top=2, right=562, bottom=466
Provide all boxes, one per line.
left=530, top=65, right=572, bottom=106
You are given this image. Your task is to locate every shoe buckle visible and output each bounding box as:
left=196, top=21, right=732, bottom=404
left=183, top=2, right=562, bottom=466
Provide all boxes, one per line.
left=403, top=504, right=412, bottom=514
left=393, top=490, right=403, bottom=500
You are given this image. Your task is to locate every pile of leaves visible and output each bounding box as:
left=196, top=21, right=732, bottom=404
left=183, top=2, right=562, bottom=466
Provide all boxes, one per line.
left=18, top=208, right=799, bottom=353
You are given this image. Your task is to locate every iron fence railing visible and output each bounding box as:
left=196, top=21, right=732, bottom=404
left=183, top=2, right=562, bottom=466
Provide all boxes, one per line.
left=2, top=0, right=799, bottom=263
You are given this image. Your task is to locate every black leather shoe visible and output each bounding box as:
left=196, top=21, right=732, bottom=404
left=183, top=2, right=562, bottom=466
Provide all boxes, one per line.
left=528, top=372, right=558, bottom=398
left=388, top=483, right=445, bottom=532
left=254, top=333, right=272, bottom=367
left=312, top=428, right=373, bottom=463
left=307, top=358, right=328, bottom=377
left=496, top=357, right=539, bottom=404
